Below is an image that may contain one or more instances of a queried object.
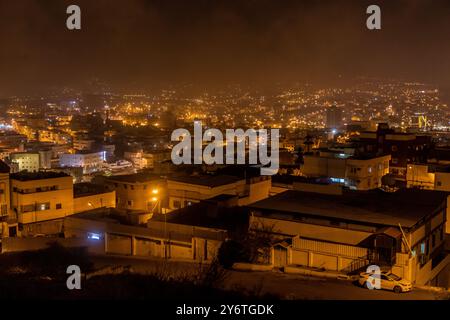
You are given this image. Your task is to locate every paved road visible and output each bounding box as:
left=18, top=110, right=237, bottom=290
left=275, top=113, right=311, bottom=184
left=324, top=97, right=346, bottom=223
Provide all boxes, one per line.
left=90, top=255, right=444, bottom=300
left=225, top=271, right=441, bottom=300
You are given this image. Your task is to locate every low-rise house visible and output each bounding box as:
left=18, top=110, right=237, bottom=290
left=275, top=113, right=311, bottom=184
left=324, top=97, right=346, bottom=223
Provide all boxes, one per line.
left=167, top=173, right=271, bottom=211
left=63, top=207, right=226, bottom=261
left=73, top=182, right=116, bottom=214
left=104, top=173, right=166, bottom=214
left=248, top=188, right=450, bottom=286
left=302, top=149, right=390, bottom=190
left=407, top=163, right=450, bottom=191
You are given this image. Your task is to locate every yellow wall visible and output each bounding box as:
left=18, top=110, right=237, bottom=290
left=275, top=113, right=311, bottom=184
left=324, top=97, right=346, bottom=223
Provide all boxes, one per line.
left=0, top=172, right=10, bottom=219
left=250, top=215, right=372, bottom=246
left=11, top=176, right=74, bottom=224
left=238, top=179, right=271, bottom=206
left=435, top=172, right=450, bottom=191
left=73, top=191, right=116, bottom=213
left=106, top=178, right=164, bottom=212
left=302, top=154, right=390, bottom=190
left=406, top=164, right=435, bottom=189
left=167, top=180, right=238, bottom=210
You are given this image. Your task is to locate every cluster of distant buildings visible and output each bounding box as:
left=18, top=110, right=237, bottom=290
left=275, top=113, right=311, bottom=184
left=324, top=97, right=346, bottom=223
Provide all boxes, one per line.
left=0, top=104, right=449, bottom=289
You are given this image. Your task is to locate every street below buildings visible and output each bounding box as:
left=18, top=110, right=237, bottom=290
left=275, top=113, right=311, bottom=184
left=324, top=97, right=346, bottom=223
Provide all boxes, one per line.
left=90, top=255, right=447, bottom=300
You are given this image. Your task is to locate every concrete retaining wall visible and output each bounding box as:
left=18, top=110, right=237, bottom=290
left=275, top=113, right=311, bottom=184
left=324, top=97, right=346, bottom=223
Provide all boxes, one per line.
left=232, top=263, right=273, bottom=272
left=1, top=237, right=105, bottom=254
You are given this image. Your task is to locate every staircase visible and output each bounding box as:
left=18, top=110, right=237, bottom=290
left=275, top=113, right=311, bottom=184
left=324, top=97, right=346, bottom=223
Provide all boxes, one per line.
left=342, top=257, right=370, bottom=275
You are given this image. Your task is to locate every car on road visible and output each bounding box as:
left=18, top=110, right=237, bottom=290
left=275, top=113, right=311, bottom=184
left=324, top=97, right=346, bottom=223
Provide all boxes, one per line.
left=359, top=271, right=412, bottom=293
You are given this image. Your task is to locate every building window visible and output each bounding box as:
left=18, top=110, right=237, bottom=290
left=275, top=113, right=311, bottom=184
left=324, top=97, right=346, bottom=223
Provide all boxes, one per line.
left=432, top=234, right=436, bottom=248
left=391, top=145, right=398, bottom=152
left=127, top=200, right=133, bottom=206
left=37, top=203, right=50, bottom=211
left=130, top=185, right=134, bottom=190
left=56, top=203, right=62, bottom=210
left=124, top=185, right=127, bottom=189
left=440, top=228, right=444, bottom=241
left=1, top=204, right=7, bottom=215
left=21, top=204, right=35, bottom=213
left=420, top=242, right=426, bottom=255
left=437, top=181, right=442, bottom=187
left=173, top=200, right=181, bottom=209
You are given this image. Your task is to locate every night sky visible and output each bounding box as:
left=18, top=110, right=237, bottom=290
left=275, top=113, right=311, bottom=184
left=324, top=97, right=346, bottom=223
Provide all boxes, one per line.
left=0, top=0, right=450, bottom=95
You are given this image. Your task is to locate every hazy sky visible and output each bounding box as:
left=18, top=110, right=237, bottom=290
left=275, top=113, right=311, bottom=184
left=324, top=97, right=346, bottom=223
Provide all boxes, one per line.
left=0, top=0, right=449, bottom=95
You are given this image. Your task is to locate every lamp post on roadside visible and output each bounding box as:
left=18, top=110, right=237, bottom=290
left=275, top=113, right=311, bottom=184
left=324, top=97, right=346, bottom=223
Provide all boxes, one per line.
left=149, top=189, right=168, bottom=259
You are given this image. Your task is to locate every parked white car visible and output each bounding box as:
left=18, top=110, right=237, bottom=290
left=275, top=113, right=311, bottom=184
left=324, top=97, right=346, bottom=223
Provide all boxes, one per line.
left=359, top=271, right=412, bottom=293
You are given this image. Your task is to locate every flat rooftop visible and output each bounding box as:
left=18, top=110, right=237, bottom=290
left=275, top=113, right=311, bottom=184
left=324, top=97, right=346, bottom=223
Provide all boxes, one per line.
left=168, top=174, right=241, bottom=187
left=105, top=172, right=162, bottom=183
left=248, top=189, right=449, bottom=229
left=74, top=183, right=111, bottom=198
left=11, top=171, right=70, bottom=181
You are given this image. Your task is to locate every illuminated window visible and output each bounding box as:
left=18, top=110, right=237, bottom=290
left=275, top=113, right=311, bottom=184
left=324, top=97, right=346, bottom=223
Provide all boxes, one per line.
left=87, top=233, right=101, bottom=240
left=37, top=203, right=50, bottom=211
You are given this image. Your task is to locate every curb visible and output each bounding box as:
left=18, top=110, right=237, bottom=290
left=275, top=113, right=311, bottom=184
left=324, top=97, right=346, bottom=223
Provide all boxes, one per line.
left=284, top=266, right=353, bottom=281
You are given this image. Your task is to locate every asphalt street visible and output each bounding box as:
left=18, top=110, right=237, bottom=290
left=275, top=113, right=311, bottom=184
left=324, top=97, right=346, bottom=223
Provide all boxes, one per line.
left=90, top=255, right=446, bottom=300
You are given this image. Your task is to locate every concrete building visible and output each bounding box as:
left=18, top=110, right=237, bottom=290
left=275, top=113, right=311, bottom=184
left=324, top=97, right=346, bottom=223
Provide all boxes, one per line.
left=104, top=173, right=166, bottom=214
left=60, top=208, right=226, bottom=261
left=73, top=139, right=96, bottom=151
left=167, top=174, right=271, bottom=211
left=248, top=188, right=450, bottom=286
left=38, top=150, right=52, bottom=169
left=10, top=171, right=74, bottom=225
left=10, top=152, right=40, bottom=172
left=357, top=123, right=432, bottom=180
left=73, top=183, right=116, bottom=214
left=326, top=105, right=343, bottom=130
left=407, top=163, right=450, bottom=191
left=0, top=164, right=119, bottom=240
left=302, top=149, right=391, bottom=190
left=59, top=151, right=104, bottom=174
left=0, top=161, right=12, bottom=238
left=142, top=150, right=171, bottom=169
left=101, top=144, right=116, bottom=161
left=124, top=150, right=146, bottom=169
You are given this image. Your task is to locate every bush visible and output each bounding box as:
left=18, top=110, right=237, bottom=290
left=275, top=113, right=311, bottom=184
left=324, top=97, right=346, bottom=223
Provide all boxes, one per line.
left=217, top=240, right=249, bottom=269
left=17, top=241, right=93, bottom=278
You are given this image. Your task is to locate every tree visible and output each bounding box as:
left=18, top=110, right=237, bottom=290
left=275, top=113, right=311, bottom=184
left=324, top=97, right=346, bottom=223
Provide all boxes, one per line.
left=217, top=240, right=249, bottom=269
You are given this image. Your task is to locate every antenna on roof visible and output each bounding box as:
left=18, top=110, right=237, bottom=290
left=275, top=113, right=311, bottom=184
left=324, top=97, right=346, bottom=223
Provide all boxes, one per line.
left=398, top=223, right=414, bottom=257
